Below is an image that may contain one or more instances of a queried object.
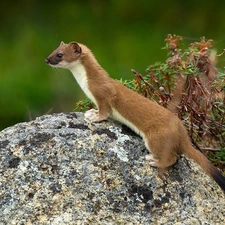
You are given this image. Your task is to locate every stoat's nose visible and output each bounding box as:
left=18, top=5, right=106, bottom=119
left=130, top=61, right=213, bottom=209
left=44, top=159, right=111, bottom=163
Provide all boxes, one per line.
left=45, top=58, right=50, bottom=64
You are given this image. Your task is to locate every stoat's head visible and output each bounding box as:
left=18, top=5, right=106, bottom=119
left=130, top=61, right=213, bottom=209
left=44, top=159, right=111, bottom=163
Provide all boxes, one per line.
left=45, top=41, right=82, bottom=69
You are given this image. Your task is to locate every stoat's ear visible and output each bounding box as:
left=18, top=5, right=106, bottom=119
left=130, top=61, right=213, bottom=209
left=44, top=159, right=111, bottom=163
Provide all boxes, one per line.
left=60, top=41, right=65, bottom=45
left=69, top=42, right=82, bottom=54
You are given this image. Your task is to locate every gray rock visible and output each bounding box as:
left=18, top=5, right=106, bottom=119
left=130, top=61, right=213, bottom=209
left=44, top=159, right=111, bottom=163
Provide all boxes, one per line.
left=0, top=112, right=224, bottom=225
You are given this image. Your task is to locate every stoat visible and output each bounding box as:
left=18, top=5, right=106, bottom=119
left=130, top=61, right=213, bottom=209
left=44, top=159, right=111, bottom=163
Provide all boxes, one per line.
left=45, top=41, right=225, bottom=192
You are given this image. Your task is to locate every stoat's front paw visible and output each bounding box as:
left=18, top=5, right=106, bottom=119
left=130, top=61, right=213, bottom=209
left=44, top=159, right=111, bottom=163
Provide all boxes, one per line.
left=84, top=109, right=99, bottom=122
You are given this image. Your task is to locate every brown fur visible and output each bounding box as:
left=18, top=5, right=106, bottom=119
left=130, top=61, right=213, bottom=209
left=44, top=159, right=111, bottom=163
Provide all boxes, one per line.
left=46, top=42, right=225, bottom=192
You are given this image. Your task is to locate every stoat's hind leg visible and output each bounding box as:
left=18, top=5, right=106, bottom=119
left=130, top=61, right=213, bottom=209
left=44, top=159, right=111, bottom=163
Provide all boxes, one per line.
left=145, top=137, right=178, bottom=176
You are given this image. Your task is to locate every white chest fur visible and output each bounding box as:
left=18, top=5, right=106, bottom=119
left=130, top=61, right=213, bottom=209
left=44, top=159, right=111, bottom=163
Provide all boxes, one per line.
left=70, top=61, right=97, bottom=104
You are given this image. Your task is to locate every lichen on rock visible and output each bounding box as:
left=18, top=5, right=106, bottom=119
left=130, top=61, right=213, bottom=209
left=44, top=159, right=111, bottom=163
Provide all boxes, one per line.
left=0, top=112, right=224, bottom=224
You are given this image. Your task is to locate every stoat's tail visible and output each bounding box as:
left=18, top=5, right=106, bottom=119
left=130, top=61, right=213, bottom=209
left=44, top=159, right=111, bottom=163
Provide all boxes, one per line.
left=183, top=142, right=225, bottom=192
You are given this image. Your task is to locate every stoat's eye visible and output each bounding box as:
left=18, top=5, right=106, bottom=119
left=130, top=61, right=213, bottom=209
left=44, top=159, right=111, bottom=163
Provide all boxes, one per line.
left=57, top=53, right=63, bottom=58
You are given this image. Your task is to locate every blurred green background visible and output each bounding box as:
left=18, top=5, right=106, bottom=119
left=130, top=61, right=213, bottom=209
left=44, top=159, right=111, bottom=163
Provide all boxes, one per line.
left=1, top=0, right=225, bottom=130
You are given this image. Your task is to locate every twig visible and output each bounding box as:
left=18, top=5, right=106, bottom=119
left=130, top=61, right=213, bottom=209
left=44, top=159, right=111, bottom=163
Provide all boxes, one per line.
left=200, top=147, right=220, bottom=152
